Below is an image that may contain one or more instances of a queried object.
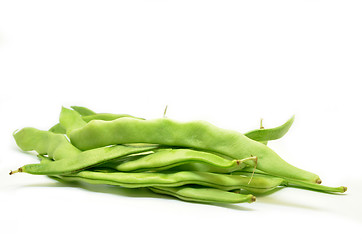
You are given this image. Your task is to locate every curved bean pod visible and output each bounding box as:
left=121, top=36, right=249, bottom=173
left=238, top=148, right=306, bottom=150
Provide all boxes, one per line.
left=68, top=118, right=320, bottom=183
left=284, top=177, right=346, bottom=193
left=35, top=155, right=285, bottom=195
left=13, top=127, right=81, bottom=160
left=148, top=186, right=256, bottom=204
left=103, top=148, right=256, bottom=173
left=55, top=170, right=285, bottom=192
left=245, top=115, right=295, bottom=143
left=11, top=144, right=156, bottom=175
left=238, top=168, right=346, bottom=193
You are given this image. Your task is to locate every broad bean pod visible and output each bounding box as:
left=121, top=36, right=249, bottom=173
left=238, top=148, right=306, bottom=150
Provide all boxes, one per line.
left=13, top=127, right=80, bottom=160
left=68, top=117, right=320, bottom=183
left=11, top=145, right=155, bottom=175
left=245, top=115, right=295, bottom=144
left=102, top=148, right=257, bottom=173
left=57, top=170, right=285, bottom=193
left=12, top=127, right=156, bottom=175
left=238, top=169, right=346, bottom=193
left=39, top=154, right=284, bottom=195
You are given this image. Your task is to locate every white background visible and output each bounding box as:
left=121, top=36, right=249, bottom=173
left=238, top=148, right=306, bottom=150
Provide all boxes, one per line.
left=0, top=0, right=361, bottom=239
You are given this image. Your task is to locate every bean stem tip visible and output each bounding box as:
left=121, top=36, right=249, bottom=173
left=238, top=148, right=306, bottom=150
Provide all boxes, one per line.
left=9, top=168, right=22, bottom=175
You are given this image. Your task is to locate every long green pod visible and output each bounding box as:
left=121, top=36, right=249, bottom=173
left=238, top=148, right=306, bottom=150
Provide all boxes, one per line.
left=13, top=127, right=81, bottom=160
left=282, top=178, right=346, bottom=193
left=245, top=115, right=295, bottom=143
left=54, top=170, right=286, bottom=192
left=103, top=148, right=256, bottom=173
left=239, top=167, right=346, bottom=193
left=11, top=145, right=156, bottom=175
left=148, top=186, right=256, bottom=204
left=69, top=118, right=320, bottom=183
left=284, top=177, right=346, bottom=193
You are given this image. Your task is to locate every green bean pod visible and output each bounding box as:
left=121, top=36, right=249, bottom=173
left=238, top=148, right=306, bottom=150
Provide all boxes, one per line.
left=103, top=148, right=256, bottom=173
left=239, top=168, right=346, bottom=193
left=285, top=178, right=346, bottom=193
left=37, top=154, right=284, bottom=195
left=68, top=118, right=320, bottom=183
left=148, top=186, right=256, bottom=204
left=245, top=115, right=295, bottom=144
left=11, top=144, right=156, bottom=175
left=13, top=127, right=81, bottom=160
left=55, top=170, right=284, bottom=193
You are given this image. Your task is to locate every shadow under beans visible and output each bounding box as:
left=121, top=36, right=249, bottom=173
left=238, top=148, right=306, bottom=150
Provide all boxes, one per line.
left=253, top=187, right=347, bottom=211
left=239, top=186, right=286, bottom=197
left=23, top=179, right=255, bottom=211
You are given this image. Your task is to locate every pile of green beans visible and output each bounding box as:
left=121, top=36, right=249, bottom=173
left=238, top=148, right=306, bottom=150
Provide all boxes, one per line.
left=10, top=106, right=347, bottom=204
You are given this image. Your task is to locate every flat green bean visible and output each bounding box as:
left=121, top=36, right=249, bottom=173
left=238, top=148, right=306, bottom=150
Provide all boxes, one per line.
left=149, top=186, right=256, bottom=204
left=11, top=144, right=156, bottom=175
left=103, top=148, right=257, bottom=173
left=245, top=115, right=295, bottom=143
left=55, top=170, right=285, bottom=193
left=238, top=168, right=346, bottom=193
left=13, top=127, right=80, bottom=160
left=68, top=117, right=320, bottom=183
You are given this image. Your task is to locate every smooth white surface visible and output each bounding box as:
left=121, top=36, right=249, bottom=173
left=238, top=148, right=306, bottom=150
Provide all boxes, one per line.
left=0, top=1, right=361, bottom=239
